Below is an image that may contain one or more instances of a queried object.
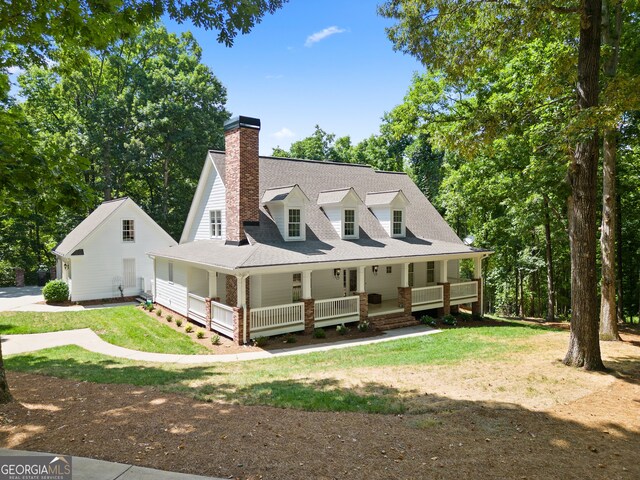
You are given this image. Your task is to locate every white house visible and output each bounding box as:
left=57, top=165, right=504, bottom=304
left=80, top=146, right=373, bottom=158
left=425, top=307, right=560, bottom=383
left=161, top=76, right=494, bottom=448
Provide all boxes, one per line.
left=53, top=197, right=176, bottom=302
left=149, top=116, right=491, bottom=344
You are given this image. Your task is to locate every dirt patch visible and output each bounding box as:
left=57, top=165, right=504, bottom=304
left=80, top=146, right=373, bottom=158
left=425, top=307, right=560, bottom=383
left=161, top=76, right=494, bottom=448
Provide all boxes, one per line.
left=142, top=305, right=383, bottom=355
left=1, top=330, right=638, bottom=480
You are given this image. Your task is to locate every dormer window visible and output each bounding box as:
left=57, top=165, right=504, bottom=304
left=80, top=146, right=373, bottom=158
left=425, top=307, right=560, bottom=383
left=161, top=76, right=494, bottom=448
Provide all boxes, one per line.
left=263, top=184, right=308, bottom=242
left=318, top=187, right=362, bottom=240
left=287, top=208, right=302, bottom=239
left=365, top=190, right=410, bottom=238
left=392, top=209, right=404, bottom=237
left=344, top=209, right=356, bottom=237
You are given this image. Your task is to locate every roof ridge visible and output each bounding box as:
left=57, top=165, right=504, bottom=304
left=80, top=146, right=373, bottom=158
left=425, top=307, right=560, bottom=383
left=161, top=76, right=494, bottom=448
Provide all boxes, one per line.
left=101, top=197, right=129, bottom=204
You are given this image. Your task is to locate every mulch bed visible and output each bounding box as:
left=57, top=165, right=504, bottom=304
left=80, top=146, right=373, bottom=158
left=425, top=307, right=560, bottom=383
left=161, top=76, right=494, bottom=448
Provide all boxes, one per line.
left=0, top=369, right=637, bottom=480
left=142, top=305, right=384, bottom=355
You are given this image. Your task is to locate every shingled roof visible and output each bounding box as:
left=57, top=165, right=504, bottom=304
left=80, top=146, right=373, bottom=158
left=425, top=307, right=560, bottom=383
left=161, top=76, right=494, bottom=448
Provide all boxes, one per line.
left=150, top=153, right=484, bottom=270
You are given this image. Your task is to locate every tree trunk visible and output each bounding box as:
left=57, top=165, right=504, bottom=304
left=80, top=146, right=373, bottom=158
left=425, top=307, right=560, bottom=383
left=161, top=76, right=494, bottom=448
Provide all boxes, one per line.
left=543, top=195, right=556, bottom=322
left=103, top=143, right=112, bottom=201
left=0, top=343, right=13, bottom=404
left=514, top=268, right=519, bottom=317
left=563, top=0, right=605, bottom=370
left=599, top=0, right=622, bottom=340
left=599, top=129, right=620, bottom=340
left=518, top=269, right=524, bottom=317
left=616, top=192, right=624, bottom=322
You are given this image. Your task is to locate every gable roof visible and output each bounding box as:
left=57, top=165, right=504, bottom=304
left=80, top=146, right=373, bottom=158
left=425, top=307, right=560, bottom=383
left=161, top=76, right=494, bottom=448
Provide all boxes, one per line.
left=365, top=190, right=410, bottom=206
left=53, top=197, right=175, bottom=257
left=317, top=187, right=362, bottom=206
left=152, top=154, right=486, bottom=270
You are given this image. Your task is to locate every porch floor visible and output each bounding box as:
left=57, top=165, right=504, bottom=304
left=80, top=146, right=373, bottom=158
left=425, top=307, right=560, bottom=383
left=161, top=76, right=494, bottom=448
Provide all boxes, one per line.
left=368, top=298, right=404, bottom=317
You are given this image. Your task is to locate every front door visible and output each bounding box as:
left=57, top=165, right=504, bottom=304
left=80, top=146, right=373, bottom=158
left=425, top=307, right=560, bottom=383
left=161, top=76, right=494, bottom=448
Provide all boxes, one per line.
left=342, top=269, right=357, bottom=296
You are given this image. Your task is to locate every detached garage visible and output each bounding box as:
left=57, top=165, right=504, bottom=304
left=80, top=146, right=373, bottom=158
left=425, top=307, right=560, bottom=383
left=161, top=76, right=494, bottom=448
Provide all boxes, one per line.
left=53, top=197, right=176, bottom=302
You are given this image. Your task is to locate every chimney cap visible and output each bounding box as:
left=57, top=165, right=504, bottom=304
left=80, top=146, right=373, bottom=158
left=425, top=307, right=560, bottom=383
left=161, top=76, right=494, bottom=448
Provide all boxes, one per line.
left=224, top=115, right=261, bottom=132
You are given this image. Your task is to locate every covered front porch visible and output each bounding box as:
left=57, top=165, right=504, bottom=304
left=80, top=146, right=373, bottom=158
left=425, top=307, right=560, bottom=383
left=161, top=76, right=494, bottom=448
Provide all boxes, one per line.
left=180, top=256, right=484, bottom=344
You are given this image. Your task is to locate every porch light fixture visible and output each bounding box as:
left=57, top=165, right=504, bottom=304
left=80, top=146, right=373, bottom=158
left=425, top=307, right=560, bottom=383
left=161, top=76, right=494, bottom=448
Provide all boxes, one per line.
left=372, top=265, right=379, bottom=276
left=333, top=268, right=341, bottom=279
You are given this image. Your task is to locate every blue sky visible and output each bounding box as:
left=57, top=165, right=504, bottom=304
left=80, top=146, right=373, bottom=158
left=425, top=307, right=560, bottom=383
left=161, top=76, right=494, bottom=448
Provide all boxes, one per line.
left=164, top=0, right=423, bottom=155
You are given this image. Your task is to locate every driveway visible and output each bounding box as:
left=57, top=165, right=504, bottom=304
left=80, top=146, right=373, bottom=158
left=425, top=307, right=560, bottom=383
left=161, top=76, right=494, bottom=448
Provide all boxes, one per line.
left=0, top=286, right=44, bottom=311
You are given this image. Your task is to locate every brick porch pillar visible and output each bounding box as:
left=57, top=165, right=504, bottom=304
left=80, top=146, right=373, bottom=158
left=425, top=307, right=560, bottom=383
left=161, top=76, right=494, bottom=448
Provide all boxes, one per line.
left=397, top=287, right=412, bottom=315
left=472, top=278, right=483, bottom=316
left=437, top=282, right=451, bottom=317
left=205, top=297, right=212, bottom=331
left=233, top=306, right=244, bottom=345
left=15, top=268, right=25, bottom=287
left=226, top=275, right=237, bottom=306
left=302, top=299, right=315, bottom=334
left=358, top=292, right=368, bottom=322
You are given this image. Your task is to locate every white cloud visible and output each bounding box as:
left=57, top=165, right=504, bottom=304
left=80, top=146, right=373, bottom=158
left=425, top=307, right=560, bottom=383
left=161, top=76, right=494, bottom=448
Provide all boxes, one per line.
left=271, top=127, right=295, bottom=139
left=305, top=26, right=346, bottom=47
left=7, top=66, right=24, bottom=75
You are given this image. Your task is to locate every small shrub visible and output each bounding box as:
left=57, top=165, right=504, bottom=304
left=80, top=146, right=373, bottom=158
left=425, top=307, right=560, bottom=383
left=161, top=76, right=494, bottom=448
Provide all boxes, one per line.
left=155, top=308, right=162, bottom=317
left=211, top=333, right=221, bottom=345
left=175, top=318, right=183, bottom=327
left=166, top=314, right=173, bottom=322
left=442, top=314, right=457, bottom=326
left=336, top=324, right=349, bottom=335
left=420, top=315, right=437, bottom=327
left=254, top=336, right=268, bottom=347
left=284, top=333, right=297, bottom=343
left=185, top=324, right=194, bottom=333
left=148, top=304, right=155, bottom=312
left=42, top=280, right=69, bottom=303
left=313, top=328, right=326, bottom=339
left=459, top=312, right=471, bottom=322
left=357, top=320, right=370, bottom=332
left=196, top=329, right=205, bottom=339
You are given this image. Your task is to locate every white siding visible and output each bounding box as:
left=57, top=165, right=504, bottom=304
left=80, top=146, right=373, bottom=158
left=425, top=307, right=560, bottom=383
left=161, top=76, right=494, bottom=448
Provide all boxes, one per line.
left=311, top=269, right=343, bottom=300
left=155, top=259, right=188, bottom=315
left=69, top=201, right=174, bottom=302
left=324, top=206, right=342, bottom=237
left=260, top=272, right=294, bottom=307
left=364, top=264, right=401, bottom=300
left=188, top=267, right=208, bottom=297
left=250, top=275, right=262, bottom=308
left=448, top=259, right=460, bottom=282
left=371, top=206, right=391, bottom=236
left=189, top=168, right=226, bottom=241
left=412, top=262, right=427, bottom=288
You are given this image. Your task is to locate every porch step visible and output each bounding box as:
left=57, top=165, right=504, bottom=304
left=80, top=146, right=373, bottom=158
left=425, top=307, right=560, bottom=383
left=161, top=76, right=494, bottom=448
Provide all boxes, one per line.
left=370, top=314, right=419, bottom=331
left=136, top=292, right=152, bottom=303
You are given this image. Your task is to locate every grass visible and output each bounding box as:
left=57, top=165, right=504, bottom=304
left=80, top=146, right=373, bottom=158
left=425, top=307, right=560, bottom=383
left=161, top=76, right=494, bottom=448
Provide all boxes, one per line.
left=0, top=306, right=208, bottom=354
left=5, top=321, right=554, bottom=414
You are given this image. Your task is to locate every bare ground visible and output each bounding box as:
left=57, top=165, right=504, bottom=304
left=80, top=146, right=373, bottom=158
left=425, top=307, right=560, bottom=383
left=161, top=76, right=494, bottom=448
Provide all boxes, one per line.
left=1, top=328, right=638, bottom=480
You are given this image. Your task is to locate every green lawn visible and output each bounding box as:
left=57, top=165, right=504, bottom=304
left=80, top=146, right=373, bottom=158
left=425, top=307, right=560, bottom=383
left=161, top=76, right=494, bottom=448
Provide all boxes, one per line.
left=0, top=306, right=208, bottom=354
left=5, top=321, right=554, bottom=414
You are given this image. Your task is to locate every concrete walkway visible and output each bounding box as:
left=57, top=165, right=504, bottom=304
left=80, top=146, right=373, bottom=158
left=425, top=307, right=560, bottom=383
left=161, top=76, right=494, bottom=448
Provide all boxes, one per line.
left=0, top=286, right=138, bottom=312
left=1, top=326, right=440, bottom=364
left=0, top=448, right=224, bottom=480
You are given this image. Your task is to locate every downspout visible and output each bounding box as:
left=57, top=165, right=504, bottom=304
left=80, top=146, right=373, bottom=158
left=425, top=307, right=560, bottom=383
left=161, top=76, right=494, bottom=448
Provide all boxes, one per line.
left=241, top=274, right=248, bottom=345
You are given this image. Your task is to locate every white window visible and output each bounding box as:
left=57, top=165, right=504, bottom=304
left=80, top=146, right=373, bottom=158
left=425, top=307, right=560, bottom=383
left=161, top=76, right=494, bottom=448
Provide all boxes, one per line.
left=386, top=266, right=392, bottom=274
left=123, top=258, right=136, bottom=288
left=168, top=262, right=174, bottom=283
left=392, top=210, right=403, bottom=236
left=122, top=219, right=135, bottom=242
left=343, top=209, right=356, bottom=238
left=408, top=263, right=414, bottom=287
left=287, top=208, right=301, bottom=239
left=210, top=210, right=222, bottom=238
left=427, top=261, right=435, bottom=283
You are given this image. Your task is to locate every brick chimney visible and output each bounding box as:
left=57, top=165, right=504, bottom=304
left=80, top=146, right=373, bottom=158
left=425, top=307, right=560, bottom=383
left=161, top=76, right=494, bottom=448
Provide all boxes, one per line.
left=224, top=116, right=261, bottom=245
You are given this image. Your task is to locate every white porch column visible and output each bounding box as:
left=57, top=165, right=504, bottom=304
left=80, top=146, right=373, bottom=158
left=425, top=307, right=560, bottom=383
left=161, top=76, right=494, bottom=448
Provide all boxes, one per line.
left=439, top=259, right=448, bottom=283
left=357, top=265, right=366, bottom=293
left=208, top=271, right=217, bottom=298
left=400, top=263, right=410, bottom=288
left=302, top=270, right=312, bottom=299
left=236, top=274, right=245, bottom=307
left=473, top=257, right=482, bottom=279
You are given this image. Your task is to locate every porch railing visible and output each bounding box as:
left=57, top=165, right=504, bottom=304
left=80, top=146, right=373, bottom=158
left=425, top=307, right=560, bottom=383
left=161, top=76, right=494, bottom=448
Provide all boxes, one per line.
left=450, top=281, right=478, bottom=305
left=314, top=296, right=360, bottom=327
left=188, top=293, right=207, bottom=325
left=411, top=285, right=444, bottom=309
left=250, top=302, right=304, bottom=337
left=211, top=300, right=235, bottom=338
